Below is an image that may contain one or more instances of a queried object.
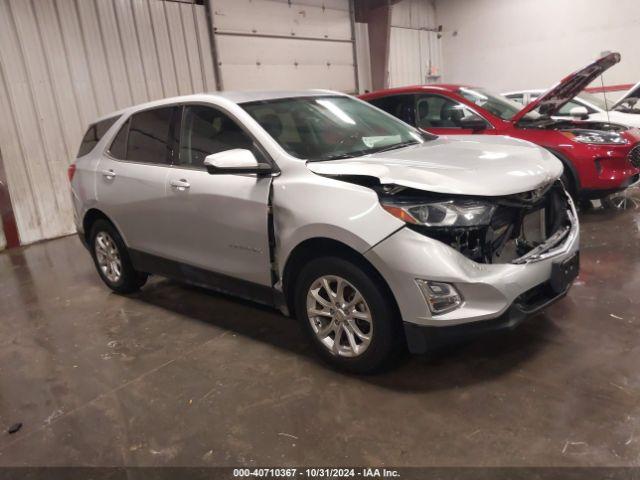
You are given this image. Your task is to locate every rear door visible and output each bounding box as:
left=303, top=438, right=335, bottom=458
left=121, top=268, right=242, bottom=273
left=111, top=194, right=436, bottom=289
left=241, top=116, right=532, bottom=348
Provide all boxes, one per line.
left=96, top=106, right=179, bottom=257
left=165, top=104, right=273, bottom=286
left=415, top=94, right=491, bottom=135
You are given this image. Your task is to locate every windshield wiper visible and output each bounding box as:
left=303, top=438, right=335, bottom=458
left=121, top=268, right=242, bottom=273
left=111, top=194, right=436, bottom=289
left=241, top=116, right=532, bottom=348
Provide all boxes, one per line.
left=314, top=140, right=420, bottom=162
left=319, top=150, right=370, bottom=161
left=369, top=140, right=420, bottom=154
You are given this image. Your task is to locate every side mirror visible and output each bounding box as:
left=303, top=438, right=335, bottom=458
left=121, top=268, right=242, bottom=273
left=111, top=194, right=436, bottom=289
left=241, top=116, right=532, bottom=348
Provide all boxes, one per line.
left=204, top=149, right=272, bottom=175
left=569, top=106, right=589, bottom=120
left=459, top=115, right=487, bottom=132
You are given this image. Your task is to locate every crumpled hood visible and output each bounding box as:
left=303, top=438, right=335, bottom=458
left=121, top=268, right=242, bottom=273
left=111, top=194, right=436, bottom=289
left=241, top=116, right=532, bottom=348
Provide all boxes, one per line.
left=513, top=52, right=621, bottom=122
left=307, top=135, right=563, bottom=196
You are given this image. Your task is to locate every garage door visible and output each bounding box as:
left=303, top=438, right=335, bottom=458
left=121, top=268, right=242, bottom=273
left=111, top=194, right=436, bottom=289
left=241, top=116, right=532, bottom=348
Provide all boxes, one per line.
left=211, top=0, right=358, bottom=93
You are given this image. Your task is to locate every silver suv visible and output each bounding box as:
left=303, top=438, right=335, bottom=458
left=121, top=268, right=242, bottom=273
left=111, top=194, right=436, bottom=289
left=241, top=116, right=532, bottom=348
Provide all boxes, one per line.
left=70, top=91, right=579, bottom=372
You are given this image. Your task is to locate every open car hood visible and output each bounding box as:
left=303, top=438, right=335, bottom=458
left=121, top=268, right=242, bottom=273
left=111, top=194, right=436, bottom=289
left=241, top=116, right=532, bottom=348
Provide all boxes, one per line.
left=612, top=80, right=640, bottom=110
left=307, top=136, right=563, bottom=197
left=512, top=52, right=621, bottom=123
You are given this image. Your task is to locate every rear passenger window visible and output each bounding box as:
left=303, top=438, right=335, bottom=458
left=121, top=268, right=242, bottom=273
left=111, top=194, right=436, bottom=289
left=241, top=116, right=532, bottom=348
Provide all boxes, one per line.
left=369, top=95, right=416, bottom=125
left=109, top=119, right=129, bottom=160
left=178, top=106, right=254, bottom=168
left=126, top=107, right=177, bottom=164
left=77, top=116, right=119, bottom=157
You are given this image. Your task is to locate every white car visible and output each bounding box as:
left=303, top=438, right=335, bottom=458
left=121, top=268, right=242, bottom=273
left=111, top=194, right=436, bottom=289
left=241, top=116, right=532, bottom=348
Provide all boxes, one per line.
left=504, top=83, right=640, bottom=129
left=70, top=90, right=578, bottom=372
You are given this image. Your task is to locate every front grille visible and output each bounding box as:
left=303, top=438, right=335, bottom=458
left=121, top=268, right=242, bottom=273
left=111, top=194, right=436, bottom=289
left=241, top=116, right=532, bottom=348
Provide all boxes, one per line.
left=629, top=144, right=640, bottom=168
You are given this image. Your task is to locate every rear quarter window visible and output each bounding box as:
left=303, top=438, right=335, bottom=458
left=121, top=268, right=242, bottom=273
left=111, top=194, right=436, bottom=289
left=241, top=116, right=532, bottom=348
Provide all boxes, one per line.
left=77, top=116, right=120, bottom=157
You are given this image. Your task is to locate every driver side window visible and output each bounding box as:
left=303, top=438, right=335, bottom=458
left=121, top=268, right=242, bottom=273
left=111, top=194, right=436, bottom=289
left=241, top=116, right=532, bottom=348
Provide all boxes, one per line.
left=178, top=105, right=254, bottom=168
left=415, top=95, right=488, bottom=129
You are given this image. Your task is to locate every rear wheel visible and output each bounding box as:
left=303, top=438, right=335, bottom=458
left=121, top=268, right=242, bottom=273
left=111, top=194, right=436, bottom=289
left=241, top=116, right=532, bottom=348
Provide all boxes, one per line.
left=90, top=219, right=147, bottom=294
left=294, top=257, right=400, bottom=373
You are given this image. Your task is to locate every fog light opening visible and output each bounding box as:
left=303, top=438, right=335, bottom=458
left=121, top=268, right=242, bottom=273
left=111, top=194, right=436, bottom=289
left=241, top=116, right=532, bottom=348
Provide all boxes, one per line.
left=416, top=280, right=463, bottom=315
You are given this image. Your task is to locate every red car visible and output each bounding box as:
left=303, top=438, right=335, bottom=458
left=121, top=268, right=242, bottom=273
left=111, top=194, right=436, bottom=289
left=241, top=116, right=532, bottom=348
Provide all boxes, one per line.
left=360, top=53, right=640, bottom=204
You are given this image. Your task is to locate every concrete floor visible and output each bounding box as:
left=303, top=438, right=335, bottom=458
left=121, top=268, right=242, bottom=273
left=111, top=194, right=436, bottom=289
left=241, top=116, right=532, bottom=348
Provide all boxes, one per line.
left=0, top=203, right=639, bottom=468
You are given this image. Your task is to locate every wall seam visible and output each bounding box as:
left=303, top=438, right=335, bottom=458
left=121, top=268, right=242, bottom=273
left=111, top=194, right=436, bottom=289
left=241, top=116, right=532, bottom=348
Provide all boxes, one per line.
left=145, top=0, right=168, bottom=98
left=191, top=3, right=208, bottom=92
left=110, top=0, right=136, bottom=104
left=73, top=0, right=103, bottom=116
left=178, top=2, right=196, bottom=93
left=9, top=0, right=60, bottom=216
left=32, top=0, right=73, bottom=161
left=162, top=0, right=182, bottom=95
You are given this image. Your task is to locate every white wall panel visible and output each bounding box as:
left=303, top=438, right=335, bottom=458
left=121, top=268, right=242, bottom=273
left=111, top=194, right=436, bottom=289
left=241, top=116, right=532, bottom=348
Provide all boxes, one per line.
left=436, top=0, right=640, bottom=92
left=388, top=0, right=442, bottom=87
left=388, top=28, right=421, bottom=87
left=391, top=0, right=437, bottom=30
left=130, top=0, right=165, bottom=99
left=0, top=0, right=216, bottom=245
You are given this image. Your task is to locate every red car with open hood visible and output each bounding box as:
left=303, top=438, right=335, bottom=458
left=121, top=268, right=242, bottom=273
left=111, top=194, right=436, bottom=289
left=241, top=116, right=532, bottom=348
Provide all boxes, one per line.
left=360, top=53, right=640, bottom=202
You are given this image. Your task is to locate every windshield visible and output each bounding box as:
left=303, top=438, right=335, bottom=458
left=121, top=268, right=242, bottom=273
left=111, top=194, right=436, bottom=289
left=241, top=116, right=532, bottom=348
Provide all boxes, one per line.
left=578, top=91, right=610, bottom=111
left=241, top=95, right=431, bottom=161
left=457, top=87, right=522, bottom=120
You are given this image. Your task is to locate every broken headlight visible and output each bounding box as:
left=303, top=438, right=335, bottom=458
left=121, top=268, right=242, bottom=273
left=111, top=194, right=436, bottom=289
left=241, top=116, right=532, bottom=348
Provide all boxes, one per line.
left=382, top=199, right=496, bottom=227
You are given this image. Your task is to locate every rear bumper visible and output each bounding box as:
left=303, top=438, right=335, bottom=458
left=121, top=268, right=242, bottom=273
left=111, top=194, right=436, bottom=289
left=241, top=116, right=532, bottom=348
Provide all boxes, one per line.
left=402, top=279, right=569, bottom=354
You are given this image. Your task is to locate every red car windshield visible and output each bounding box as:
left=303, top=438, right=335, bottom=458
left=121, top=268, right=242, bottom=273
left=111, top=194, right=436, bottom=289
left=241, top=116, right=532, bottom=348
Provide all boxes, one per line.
left=457, top=87, right=522, bottom=121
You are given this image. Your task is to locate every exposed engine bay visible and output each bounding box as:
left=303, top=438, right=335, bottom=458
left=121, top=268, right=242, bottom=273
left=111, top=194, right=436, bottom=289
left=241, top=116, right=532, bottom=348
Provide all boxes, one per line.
left=374, top=180, right=574, bottom=265
left=520, top=117, right=630, bottom=133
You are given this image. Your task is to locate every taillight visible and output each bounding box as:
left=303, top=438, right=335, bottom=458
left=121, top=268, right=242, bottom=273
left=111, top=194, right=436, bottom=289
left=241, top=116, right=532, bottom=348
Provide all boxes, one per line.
left=67, top=164, right=76, bottom=182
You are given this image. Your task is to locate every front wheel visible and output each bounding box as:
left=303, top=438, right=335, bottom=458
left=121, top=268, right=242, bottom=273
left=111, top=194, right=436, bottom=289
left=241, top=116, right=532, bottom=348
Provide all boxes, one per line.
left=601, top=187, right=640, bottom=210
left=90, top=219, right=147, bottom=294
left=294, top=257, right=400, bottom=373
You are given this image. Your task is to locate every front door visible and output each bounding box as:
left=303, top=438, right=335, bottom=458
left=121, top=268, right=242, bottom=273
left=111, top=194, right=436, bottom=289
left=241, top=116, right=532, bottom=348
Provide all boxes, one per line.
left=164, top=104, right=272, bottom=287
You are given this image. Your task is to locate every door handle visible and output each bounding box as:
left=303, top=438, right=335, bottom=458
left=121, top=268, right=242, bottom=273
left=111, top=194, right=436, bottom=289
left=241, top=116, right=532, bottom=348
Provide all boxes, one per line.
left=102, top=169, right=116, bottom=179
left=170, top=179, right=190, bottom=191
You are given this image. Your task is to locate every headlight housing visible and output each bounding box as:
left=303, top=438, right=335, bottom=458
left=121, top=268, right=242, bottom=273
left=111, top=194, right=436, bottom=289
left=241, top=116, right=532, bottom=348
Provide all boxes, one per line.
left=382, top=199, right=496, bottom=227
left=562, top=129, right=629, bottom=145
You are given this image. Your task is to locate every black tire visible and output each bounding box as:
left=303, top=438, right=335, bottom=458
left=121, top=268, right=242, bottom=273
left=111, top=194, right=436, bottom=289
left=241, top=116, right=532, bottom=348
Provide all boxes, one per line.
left=293, top=256, right=401, bottom=374
left=89, top=219, right=147, bottom=294
left=560, top=170, right=577, bottom=200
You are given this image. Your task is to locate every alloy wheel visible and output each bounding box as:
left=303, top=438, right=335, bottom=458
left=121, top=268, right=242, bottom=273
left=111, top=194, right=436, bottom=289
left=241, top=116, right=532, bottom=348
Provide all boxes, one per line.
left=306, top=275, right=373, bottom=357
left=94, top=231, right=122, bottom=284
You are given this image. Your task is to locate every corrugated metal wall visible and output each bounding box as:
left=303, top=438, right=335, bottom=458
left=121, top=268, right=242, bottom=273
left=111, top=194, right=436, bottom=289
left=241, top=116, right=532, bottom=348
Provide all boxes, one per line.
left=211, top=0, right=358, bottom=93
left=388, top=0, right=442, bottom=87
left=0, top=0, right=216, bottom=246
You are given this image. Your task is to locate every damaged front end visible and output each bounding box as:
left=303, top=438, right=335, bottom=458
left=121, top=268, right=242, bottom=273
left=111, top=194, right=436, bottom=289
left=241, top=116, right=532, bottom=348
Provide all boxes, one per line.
left=377, top=180, right=577, bottom=265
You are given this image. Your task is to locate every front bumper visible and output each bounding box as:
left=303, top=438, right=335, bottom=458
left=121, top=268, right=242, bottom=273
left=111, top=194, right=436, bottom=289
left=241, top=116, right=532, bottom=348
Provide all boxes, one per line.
left=403, top=279, right=570, bottom=353
left=364, top=201, right=579, bottom=350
